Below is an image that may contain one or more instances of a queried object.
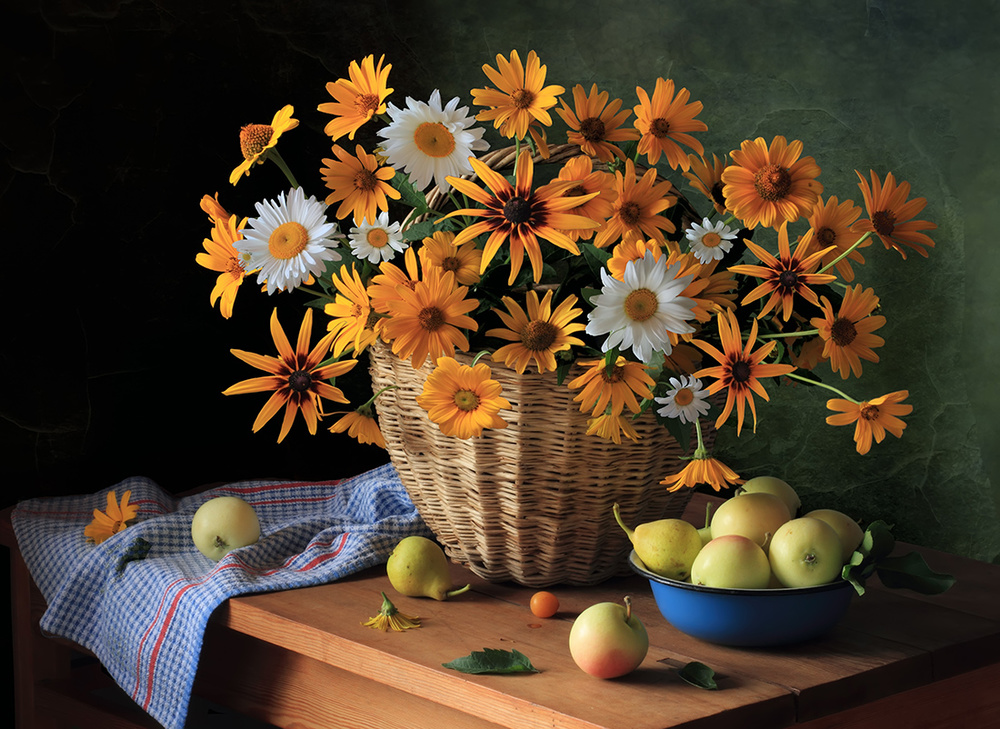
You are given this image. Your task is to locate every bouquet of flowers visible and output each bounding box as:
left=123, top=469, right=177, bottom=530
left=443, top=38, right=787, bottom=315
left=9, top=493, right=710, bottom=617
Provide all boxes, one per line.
left=197, top=50, right=936, bottom=495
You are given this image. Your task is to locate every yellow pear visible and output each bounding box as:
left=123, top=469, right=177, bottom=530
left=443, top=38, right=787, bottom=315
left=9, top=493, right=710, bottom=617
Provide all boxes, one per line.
left=386, top=536, right=470, bottom=600
left=737, top=476, right=801, bottom=518
left=804, top=508, right=865, bottom=563
left=613, top=503, right=702, bottom=581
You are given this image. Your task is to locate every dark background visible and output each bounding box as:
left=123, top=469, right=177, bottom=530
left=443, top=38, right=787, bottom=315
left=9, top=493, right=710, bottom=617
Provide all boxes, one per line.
left=3, top=0, right=999, bottom=723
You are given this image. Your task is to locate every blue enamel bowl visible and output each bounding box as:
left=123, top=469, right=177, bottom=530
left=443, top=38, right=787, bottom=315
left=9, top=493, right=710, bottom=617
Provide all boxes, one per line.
left=629, top=551, right=855, bottom=647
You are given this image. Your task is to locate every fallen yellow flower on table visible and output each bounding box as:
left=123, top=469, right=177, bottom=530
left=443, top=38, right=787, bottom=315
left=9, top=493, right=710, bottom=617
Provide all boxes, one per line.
left=363, top=591, right=421, bottom=632
left=84, top=489, right=138, bottom=544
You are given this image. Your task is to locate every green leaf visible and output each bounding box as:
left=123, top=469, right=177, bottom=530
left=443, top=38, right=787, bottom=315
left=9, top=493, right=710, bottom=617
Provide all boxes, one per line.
left=392, top=170, right=431, bottom=215
left=843, top=519, right=897, bottom=596
left=875, top=552, right=957, bottom=595
left=677, top=661, right=718, bottom=690
left=401, top=219, right=437, bottom=242
left=442, top=648, right=539, bottom=674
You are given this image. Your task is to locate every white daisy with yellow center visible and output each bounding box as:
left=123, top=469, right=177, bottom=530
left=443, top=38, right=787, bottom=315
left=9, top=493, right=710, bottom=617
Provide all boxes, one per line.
left=586, top=249, right=697, bottom=363
left=348, top=211, right=407, bottom=264
left=684, top=216, right=738, bottom=264
left=377, top=89, right=489, bottom=192
left=655, top=375, right=711, bottom=424
left=238, top=187, right=342, bottom=294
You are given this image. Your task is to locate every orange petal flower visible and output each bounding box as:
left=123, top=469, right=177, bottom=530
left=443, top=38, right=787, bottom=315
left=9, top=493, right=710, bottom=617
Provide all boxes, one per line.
left=632, top=78, right=707, bottom=170
left=851, top=170, right=936, bottom=259
left=318, top=54, right=393, bottom=141
left=471, top=50, right=564, bottom=142
left=811, top=285, right=886, bottom=379
left=826, top=390, right=912, bottom=455
left=556, top=83, right=639, bottom=163
left=84, top=490, right=139, bottom=544
left=416, top=356, right=512, bottom=439
left=660, top=455, right=743, bottom=493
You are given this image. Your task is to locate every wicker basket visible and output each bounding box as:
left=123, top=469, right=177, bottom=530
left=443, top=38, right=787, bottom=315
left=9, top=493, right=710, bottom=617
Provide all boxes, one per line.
left=369, top=143, right=708, bottom=587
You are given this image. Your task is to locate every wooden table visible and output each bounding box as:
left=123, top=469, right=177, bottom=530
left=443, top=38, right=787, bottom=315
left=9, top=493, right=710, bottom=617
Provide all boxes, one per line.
left=4, top=492, right=1000, bottom=728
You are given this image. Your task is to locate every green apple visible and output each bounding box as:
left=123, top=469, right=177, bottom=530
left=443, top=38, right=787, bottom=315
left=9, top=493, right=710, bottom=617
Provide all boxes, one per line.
left=710, top=491, right=791, bottom=554
left=569, top=596, right=649, bottom=679
left=804, top=508, right=864, bottom=564
left=691, top=534, right=771, bottom=589
left=613, top=503, right=702, bottom=581
left=737, top=476, right=801, bottom=517
left=191, top=496, right=261, bottom=561
left=768, top=517, right=843, bottom=587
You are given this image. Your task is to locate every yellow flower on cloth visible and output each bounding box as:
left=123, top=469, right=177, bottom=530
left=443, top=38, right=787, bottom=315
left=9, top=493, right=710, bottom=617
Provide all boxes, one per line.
left=443, top=149, right=599, bottom=285
left=556, top=83, right=639, bottom=163
left=229, top=105, right=298, bottom=185
left=660, top=455, right=744, bottom=493
left=84, top=490, right=138, bottom=544
left=632, top=77, right=707, bottom=171
left=320, top=144, right=401, bottom=225
left=721, top=135, right=823, bottom=230
left=693, top=309, right=795, bottom=435
left=472, top=49, right=564, bottom=142
left=825, top=390, right=912, bottom=455
left=851, top=170, right=936, bottom=259
left=487, top=289, right=586, bottom=374
left=318, top=54, right=393, bottom=141
left=811, top=284, right=886, bottom=379
left=223, top=308, right=357, bottom=443
left=417, top=356, right=512, bottom=439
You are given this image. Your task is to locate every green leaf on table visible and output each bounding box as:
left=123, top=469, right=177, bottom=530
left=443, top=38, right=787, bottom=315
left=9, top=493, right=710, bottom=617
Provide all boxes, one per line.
left=875, top=552, right=957, bottom=595
left=677, top=661, right=718, bottom=690
left=442, top=648, right=539, bottom=674
left=843, top=519, right=897, bottom=596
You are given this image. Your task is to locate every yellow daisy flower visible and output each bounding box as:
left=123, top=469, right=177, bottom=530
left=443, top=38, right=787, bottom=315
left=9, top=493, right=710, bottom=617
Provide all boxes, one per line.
left=328, top=406, right=386, bottom=449
left=585, top=412, right=641, bottom=444
left=318, top=54, right=393, bottom=141
left=632, top=77, right=707, bottom=171
left=416, top=356, right=512, bottom=439
left=826, top=390, right=912, bottom=455
left=555, top=83, right=639, bottom=163
left=320, top=144, right=401, bottom=225
left=84, top=489, right=139, bottom=544
left=542, top=155, right=617, bottom=243
left=593, top=158, right=676, bottom=249
left=229, top=105, right=298, bottom=185
left=195, top=195, right=248, bottom=319
left=806, top=195, right=866, bottom=282
left=486, top=290, right=586, bottom=374
left=810, top=284, right=886, bottom=380
left=851, top=170, right=936, bottom=260
left=324, top=264, right=378, bottom=357
left=607, top=235, right=664, bottom=281
left=367, top=246, right=422, bottom=317
left=683, top=152, right=729, bottom=216
left=567, top=356, right=655, bottom=417
left=418, top=230, right=483, bottom=286
left=471, top=49, right=564, bottom=142
left=660, top=455, right=744, bottom=493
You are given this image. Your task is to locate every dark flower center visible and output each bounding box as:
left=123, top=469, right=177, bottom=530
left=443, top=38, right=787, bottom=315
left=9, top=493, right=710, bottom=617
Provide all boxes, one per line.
left=619, top=201, right=642, bottom=226
left=871, top=209, right=896, bottom=236
left=503, top=196, right=532, bottom=225
left=817, top=226, right=837, bottom=246
left=830, top=317, right=858, bottom=347
left=860, top=403, right=880, bottom=421
left=564, top=184, right=589, bottom=197
left=239, top=124, right=273, bottom=160
left=355, top=93, right=381, bottom=115
left=288, top=370, right=313, bottom=392
left=651, top=118, right=671, bottom=138
left=753, top=164, right=792, bottom=201
left=711, top=182, right=727, bottom=208
left=354, top=168, right=378, bottom=192
left=521, top=320, right=558, bottom=351
left=511, top=88, right=535, bottom=109
left=418, top=306, right=445, bottom=331
left=440, top=256, right=461, bottom=273
left=777, top=269, right=799, bottom=290
left=730, top=359, right=752, bottom=384
left=579, top=117, right=607, bottom=142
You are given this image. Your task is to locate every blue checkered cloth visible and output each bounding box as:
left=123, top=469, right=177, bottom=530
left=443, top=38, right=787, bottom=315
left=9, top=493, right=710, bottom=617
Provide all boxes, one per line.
left=11, top=462, right=431, bottom=729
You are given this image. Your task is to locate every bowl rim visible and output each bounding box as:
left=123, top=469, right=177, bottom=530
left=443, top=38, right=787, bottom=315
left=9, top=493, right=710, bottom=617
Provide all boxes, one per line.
left=628, top=550, right=852, bottom=596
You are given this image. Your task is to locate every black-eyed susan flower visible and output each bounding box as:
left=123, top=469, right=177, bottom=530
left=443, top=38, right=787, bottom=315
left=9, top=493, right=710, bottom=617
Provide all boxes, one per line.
left=661, top=454, right=743, bottom=493
left=810, top=284, right=886, bottom=380
left=585, top=249, right=697, bottom=363
left=851, top=170, right=936, bottom=259
left=377, top=89, right=489, bottom=192
left=318, top=54, right=393, bottom=141
left=84, top=489, right=139, bottom=544
left=236, top=187, right=342, bottom=295
left=567, top=356, right=655, bottom=418
left=721, top=135, right=823, bottom=230
left=223, top=308, right=357, bottom=443
left=593, top=158, right=676, bottom=249
left=442, top=149, right=599, bottom=285
left=471, top=50, right=564, bottom=142
left=683, top=152, right=729, bottom=216
left=692, top=309, right=796, bottom=435
left=486, top=290, right=586, bottom=374
left=320, top=144, right=401, bottom=225
left=347, top=212, right=407, bottom=264
left=418, top=231, right=483, bottom=286
left=542, top=155, right=617, bottom=242
left=196, top=195, right=248, bottom=319
left=325, top=264, right=378, bottom=358
left=632, top=77, right=707, bottom=171
left=229, top=105, right=299, bottom=186
left=380, top=270, right=479, bottom=368
left=728, top=223, right=837, bottom=321
left=655, top=375, right=711, bottom=425
left=416, top=356, right=512, bottom=439
left=806, top=195, right=866, bottom=282
left=826, top=390, right=912, bottom=455
left=555, top=83, right=639, bottom=163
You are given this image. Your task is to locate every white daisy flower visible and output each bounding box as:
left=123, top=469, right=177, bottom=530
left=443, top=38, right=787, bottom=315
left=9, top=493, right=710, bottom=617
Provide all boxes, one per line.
left=348, top=212, right=407, bottom=264
left=237, top=187, right=341, bottom=295
left=655, top=375, right=711, bottom=424
left=377, top=89, right=489, bottom=192
left=585, top=249, right=698, bottom=363
left=684, top=216, right=738, bottom=264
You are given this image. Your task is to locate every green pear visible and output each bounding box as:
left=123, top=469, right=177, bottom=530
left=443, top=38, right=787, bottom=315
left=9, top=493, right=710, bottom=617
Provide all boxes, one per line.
left=613, top=503, right=702, bottom=581
left=737, top=476, right=801, bottom=518
left=386, top=536, right=470, bottom=600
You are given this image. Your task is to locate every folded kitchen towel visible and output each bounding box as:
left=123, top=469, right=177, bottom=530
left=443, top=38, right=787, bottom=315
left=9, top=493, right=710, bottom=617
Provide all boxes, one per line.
left=11, top=462, right=431, bottom=729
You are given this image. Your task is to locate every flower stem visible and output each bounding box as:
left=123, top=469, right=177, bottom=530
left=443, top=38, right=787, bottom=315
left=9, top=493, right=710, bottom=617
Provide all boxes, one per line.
left=817, top=231, right=872, bottom=275
left=267, top=148, right=300, bottom=189
left=759, top=328, right=820, bottom=340
left=693, top=418, right=708, bottom=459
left=297, top=285, right=335, bottom=301
left=785, top=371, right=858, bottom=403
